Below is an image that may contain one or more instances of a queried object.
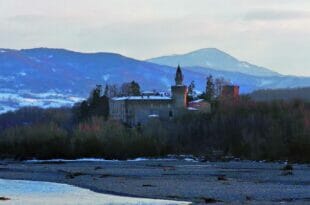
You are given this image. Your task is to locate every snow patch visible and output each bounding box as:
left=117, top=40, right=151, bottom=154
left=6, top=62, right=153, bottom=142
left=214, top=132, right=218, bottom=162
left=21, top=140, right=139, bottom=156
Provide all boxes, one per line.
left=127, top=157, right=177, bottom=162
left=187, top=107, right=198, bottom=111
left=184, top=158, right=198, bottom=162
left=148, top=114, right=159, bottom=118
left=0, top=90, right=85, bottom=114
left=0, top=105, right=15, bottom=113
left=259, top=79, right=273, bottom=86
left=26, top=156, right=199, bottom=163
left=68, top=96, right=84, bottom=102
left=240, top=62, right=250, bottom=68
left=0, top=76, right=15, bottom=82
left=102, top=74, right=110, bottom=81
left=29, top=57, right=41, bottom=63
left=19, top=72, right=27, bottom=76
left=205, top=61, right=213, bottom=67
left=26, top=158, right=120, bottom=163
left=112, top=96, right=171, bottom=101
left=190, top=99, right=204, bottom=103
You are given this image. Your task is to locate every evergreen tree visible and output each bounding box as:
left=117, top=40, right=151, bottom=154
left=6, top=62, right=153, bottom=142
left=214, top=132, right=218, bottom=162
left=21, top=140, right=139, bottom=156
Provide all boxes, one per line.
left=107, top=84, right=119, bottom=98
left=121, top=81, right=141, bottom=96
left=74, top=85, right=110, bottom=121
left=104, top=84, right=109, bottom=97
left=187, top=81, right=195, bottom=102
left=130, top=81, right=141, bottom=96
left=89, top=85, right=102, bottom=108
left=205, top=75, right=215, bottom=101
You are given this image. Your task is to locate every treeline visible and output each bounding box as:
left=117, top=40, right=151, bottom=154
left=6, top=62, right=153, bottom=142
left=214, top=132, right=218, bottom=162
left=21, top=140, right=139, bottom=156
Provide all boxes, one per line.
left=0, top=97, right=309, bottom=162
left=0, top=107, right=73, bottom=132
left=249, top=87, right=310, bottom=102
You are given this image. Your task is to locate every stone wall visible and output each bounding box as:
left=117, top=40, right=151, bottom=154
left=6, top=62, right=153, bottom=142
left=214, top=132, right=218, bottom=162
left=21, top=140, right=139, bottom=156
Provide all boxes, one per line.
left=109, top=100, right=127, bottom=122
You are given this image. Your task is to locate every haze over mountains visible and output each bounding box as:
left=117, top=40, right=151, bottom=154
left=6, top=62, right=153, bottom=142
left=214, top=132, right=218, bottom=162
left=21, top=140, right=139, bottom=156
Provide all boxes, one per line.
left=0, top=47, right=309, bottom=113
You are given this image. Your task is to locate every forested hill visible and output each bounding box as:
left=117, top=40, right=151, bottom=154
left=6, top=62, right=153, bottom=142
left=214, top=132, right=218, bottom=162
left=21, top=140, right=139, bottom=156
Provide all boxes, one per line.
left=249, top=87, right=310, bottom=102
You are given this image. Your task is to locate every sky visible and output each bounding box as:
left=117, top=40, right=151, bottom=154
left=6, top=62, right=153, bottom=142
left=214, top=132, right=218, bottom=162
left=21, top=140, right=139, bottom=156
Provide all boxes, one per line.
left=0, top=0, right=310, bottom=76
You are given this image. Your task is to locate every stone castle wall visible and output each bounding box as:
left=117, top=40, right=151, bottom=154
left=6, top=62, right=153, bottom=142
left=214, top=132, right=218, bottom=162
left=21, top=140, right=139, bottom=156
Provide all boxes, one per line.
left=109, top=99, right=174, bottom=126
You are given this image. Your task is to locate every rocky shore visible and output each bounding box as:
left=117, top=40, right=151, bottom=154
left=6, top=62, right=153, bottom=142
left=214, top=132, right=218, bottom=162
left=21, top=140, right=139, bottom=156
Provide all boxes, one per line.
left=0, top=159, right=309, bottom=204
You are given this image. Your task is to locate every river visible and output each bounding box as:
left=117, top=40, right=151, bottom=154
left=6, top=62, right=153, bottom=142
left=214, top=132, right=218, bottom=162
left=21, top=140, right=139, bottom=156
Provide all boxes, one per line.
left=0, top=179, right=189, bottom=205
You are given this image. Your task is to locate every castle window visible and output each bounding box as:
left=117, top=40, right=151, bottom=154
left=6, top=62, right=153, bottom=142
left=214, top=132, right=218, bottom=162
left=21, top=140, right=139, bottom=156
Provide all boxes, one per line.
left=169, top=110, right=173, bottom=118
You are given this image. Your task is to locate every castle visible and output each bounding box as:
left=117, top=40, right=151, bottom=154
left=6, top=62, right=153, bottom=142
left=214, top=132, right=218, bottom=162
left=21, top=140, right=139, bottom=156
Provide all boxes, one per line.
left=109, top=65, right=202, bottom=126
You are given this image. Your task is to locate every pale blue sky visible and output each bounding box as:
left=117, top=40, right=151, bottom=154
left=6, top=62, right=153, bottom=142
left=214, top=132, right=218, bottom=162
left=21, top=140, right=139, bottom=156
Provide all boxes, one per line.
left=0, top=0, right=310, bottom=76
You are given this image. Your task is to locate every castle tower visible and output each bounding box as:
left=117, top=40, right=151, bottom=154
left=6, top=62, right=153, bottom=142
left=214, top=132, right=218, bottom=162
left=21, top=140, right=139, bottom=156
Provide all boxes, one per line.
left=171, top=65, right=188, bottom=108
left=175, top=64, right=183, bottom=85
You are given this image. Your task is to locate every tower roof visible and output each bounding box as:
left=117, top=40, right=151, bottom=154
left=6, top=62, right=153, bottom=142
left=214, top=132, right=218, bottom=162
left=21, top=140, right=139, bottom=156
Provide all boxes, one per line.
left=175, top=65, right=184, bottom=85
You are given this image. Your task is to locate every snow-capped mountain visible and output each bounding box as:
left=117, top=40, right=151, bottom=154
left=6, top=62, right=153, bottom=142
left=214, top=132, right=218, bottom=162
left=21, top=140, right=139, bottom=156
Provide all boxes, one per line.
left=0, top=48, right=309, bottom=113
left=147, top=48, right=279, bottom=77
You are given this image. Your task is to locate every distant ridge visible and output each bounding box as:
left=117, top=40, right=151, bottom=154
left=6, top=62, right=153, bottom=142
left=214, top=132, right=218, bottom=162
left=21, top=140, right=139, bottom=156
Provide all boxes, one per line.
left=147, top=48, right=280, bottom=77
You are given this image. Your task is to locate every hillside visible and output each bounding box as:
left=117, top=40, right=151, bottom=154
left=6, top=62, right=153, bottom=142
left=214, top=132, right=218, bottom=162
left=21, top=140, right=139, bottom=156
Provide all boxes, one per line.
left=249, top=87, right=310, bottom=102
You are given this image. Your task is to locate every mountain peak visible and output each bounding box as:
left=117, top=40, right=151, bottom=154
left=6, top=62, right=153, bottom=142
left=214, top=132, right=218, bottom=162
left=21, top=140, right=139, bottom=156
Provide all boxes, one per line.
left=147, top=48, right=279, bottom=77
left=189, top=47, right=222, bottom=53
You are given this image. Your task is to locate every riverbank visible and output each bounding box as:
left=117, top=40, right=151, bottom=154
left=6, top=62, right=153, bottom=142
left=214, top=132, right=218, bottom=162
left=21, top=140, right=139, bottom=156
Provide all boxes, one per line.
left=0, top=159, right=310, bottom=204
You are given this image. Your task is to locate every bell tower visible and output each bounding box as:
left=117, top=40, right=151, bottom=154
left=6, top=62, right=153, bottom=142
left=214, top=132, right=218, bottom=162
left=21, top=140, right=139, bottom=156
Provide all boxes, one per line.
left=171, top=65, right=188, bottom=108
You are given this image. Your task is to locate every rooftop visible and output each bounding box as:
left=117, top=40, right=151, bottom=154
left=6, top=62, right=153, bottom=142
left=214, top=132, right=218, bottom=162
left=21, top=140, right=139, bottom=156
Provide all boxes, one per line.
left=189, top=99, right=204, bottom=103
left=111, top=96, right=172, bottom=101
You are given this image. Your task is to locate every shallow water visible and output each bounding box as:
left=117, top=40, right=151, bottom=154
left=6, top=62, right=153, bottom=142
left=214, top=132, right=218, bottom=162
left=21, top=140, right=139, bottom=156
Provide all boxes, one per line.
left=0, top=179, right=189, bottom=205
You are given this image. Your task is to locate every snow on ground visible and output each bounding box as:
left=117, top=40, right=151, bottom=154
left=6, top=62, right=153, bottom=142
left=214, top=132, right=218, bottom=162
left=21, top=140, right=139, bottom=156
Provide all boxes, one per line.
left=0, top=90, right=84, bottom=114
left=26, top=156, right=199, bottom=163
left=0, top=76, right=15, bottom=82
left=259, top=79, right=274, bottom=86
left=240, top=62, right=250, bottom=68
left=26, top=158, right=120, bottom=163
left=205, top=61, right=213, bottom=67
left=18, top=72, right=27, bottom=76
left=28, top=57, right=41, bottom=63
left=0, top=105, right=15, bottom=113
left=102, top=74, right=110, bottom=81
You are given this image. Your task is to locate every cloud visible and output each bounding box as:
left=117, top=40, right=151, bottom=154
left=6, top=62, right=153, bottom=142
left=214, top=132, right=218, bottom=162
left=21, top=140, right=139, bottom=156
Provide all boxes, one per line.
left=244, top=9, right=310, bottom=21
left=7, top=15, right=49, bottom=23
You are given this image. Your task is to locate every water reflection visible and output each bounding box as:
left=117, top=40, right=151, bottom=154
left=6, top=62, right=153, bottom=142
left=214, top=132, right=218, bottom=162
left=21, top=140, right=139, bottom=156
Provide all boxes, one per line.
left=0, top=179, right=190, bottom=205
